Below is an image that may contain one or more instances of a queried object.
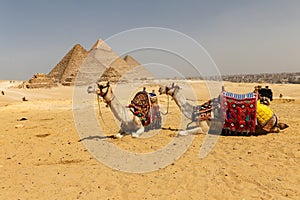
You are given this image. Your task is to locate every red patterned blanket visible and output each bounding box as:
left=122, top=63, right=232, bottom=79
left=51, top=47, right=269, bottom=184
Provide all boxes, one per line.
left=221, top=92, right=257, bottom=133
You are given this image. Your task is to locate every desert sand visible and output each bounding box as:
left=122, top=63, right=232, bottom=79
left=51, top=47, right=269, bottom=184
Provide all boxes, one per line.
left=0, top=80, right=299, bottom=199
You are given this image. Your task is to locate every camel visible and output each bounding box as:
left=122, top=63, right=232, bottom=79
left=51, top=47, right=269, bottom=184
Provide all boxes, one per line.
left=159, top=83, right=288, bottom=136
left=91, top=82, right=145, bottom=138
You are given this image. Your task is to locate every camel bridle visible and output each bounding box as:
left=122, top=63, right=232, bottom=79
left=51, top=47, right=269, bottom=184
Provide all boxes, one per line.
left=96, top=82, right=115, bottom=127
left=97, top=82, right=115, bottom=104
left=97, top=82, right=110, bottom=98
left=158, top=83, right=180, bottom=115
left=162, top=83, right=179, bottom=97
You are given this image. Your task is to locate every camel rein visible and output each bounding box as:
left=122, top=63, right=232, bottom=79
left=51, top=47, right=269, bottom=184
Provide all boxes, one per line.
left=96, top=84, right=112, bottom=127
left=161, top=94, right=170, bottom=115
left=160, top=85, right=178, bottom=116
left=96, top=93, right=108, bottom=127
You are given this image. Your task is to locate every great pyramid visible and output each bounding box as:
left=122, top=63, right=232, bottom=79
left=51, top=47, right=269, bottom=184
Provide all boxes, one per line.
left=88, top=39, right=153, bottom=82
left=89, top=39, right=136, bottom=82
left=48, top=44, right=88, bottom=86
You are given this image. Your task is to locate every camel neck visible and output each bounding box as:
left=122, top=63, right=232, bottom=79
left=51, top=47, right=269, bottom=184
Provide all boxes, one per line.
left=104, top=94, right=115, bottom=106
left=172, top=89, right=194, bottom=120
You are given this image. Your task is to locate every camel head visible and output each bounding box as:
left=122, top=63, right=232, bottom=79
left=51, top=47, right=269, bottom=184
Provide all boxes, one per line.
left=158, top=83, right=180, bottom=96
left=96, top=82, right=114, bottom=102
left=277, top=122, right=289, bottom=130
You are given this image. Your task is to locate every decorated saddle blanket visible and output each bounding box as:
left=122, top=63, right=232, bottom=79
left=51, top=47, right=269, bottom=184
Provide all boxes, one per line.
left=194, top=91, right=277, bottom=133
left=128, top=91, right=161, bottom=128
left=221, top=92, right=257, bottom=133
left=256, top=101, right=276, bottom=131
left=192, top=98, right=221, bottom=122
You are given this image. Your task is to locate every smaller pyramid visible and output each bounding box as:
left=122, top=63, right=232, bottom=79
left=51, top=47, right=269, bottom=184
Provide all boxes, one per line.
left=48, top=44, right=88, bottom=85
left=122, top=55, right=154, bottom=80
left=25, top=73, right=58, bottom=88
left=123, top=55, right=141, bottom=68
left=100, top=67, right=122, bottom=82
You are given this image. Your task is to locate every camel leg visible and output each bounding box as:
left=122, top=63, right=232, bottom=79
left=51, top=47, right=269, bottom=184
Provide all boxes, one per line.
left=179, top=120, right=210, bottom=136
left=114, top=130, right=127, bottom=139
left=178, top=127, right=204, bottom=136
left=132, top=126, right=145, bottom=138
left=198, top=120, right=210, bottom=133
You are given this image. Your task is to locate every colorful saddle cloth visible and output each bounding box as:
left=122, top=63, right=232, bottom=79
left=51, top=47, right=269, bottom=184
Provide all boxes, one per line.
left=128, top=91, right=161, bottom=128
left=256, top=101, right=277, bottom=131
left=192, top=98, right=221, bottom=122
left=221, top=92, right=257, bottom=133
left=194, top=91, right=277, bottom=134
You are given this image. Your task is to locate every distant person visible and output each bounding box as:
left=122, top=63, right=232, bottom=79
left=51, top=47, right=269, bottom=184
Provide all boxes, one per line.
left=149, top=90, right=158, bottom=104
left=279, top=93, right=283, bottom=98
left=221, top=85, right=225, bottom=91
left=258, top=85, right=273, bottom=101
left=1, top=91, right=4, bottom=95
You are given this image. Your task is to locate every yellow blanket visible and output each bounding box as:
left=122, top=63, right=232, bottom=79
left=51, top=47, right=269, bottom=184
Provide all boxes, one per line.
left=256, top=101, right=274, bottom=125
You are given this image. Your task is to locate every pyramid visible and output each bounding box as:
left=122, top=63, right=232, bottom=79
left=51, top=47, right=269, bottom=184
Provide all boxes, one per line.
left=24, top=73, right=58, bottom=88
left=48, top=44, right=88, bottom=85
left=89, top=38, right=112, bottom=52
left=122, top=55, right=154, bottom=80
left=46, top=39, right=153, bottom=86
left=89, top=39, right=154, bottom=82
left=123, top=55, right=141, bottom=68
left=100, top=67, right=122, bottom=82
left=88, top=39, right=135, bottom=82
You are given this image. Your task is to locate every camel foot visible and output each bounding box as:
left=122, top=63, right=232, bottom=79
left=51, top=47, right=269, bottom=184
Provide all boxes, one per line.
left=114, top=133, right=124, bottom=139
left=131, top=133, right=140, bottom=138
left=178, top=131, right=188, bottom=136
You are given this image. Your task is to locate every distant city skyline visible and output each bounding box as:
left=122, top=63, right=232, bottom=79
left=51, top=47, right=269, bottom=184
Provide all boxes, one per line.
left=1, top=0, right=299, bottom=80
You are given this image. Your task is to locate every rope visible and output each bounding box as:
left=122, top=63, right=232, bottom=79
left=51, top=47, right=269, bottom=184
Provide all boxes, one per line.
left=161, top=94, right=170, bottom=115
left=96, top=94, right=108, bottom=127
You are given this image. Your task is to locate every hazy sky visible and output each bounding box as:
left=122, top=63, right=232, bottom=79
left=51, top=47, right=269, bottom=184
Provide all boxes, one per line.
left=0, top=0, right=299, bottom=80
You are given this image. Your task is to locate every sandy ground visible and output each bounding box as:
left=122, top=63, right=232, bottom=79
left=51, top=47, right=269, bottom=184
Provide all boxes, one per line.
left=0, top=80, right=299, bottom=199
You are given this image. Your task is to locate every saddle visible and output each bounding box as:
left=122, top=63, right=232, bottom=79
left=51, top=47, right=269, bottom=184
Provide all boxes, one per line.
left=128, top=90, right=162, bottom=130
left=192, top=92, right=261, bottom=134
left=256, top=101, right=276, bottom=132
left=192, top=97, right=221, bottom=122
left=221, top=92, right=257, bottom=133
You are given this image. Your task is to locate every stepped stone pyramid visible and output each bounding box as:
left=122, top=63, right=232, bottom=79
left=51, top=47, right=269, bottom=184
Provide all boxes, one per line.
left=48, top=44, right=88, bottom=86
left=25, top=73, right=58, bottom=88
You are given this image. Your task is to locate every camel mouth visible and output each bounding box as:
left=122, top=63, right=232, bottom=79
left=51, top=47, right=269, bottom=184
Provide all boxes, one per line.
left=277, top=123, right=289, bottom=130
left=87, top=86, right=95, bottom=94
left=158, top=87, right=164, bottom=95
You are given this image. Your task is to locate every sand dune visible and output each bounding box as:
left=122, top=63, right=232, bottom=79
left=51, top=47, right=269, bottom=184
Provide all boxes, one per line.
left=0, top=81, right=299, bottom=199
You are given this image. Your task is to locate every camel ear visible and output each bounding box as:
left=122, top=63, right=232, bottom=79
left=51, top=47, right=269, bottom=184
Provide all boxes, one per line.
left=172, top=82, right=175, bottom=87
left=107, top=82, right=110, bottom=87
